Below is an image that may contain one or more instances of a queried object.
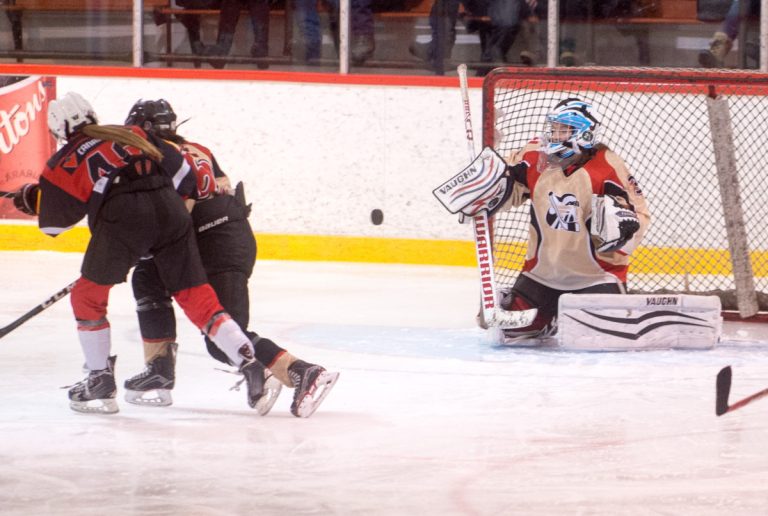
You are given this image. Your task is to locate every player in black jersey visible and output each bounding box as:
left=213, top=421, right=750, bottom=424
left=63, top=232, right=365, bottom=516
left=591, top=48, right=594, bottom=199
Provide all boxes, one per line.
left=121, top=98, right=339, bottom=418
left=11, top=92, right=267, bottom=415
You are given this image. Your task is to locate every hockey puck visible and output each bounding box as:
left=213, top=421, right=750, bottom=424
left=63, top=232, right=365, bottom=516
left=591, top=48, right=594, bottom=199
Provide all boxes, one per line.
left=371, top=209, right=384, bottom=225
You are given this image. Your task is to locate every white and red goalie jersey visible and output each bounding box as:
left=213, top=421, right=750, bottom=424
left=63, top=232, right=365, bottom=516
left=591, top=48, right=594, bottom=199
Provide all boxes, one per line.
left=503, top=141, right=651, bottom=291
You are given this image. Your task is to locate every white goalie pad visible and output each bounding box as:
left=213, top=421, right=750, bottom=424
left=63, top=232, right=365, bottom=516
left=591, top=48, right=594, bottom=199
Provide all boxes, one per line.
left=433, top=146, right=509, bottom=218
left=557, top=293, right=722, bottom=351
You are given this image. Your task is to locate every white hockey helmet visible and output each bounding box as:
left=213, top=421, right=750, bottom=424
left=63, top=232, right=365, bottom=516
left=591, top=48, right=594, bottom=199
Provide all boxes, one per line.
left=541, top=98, right=600, bottom=159
left=47, top=92, right=98, bottom=141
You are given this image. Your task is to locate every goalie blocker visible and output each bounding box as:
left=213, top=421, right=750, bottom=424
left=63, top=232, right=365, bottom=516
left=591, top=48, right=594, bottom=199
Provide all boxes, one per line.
left=557, top=293, right=721, bottom=351
left=433, top=146, right=522, bottom=219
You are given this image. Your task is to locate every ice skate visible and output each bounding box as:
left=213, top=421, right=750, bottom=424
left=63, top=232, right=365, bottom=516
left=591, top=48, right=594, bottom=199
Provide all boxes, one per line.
left=287, top=360, right=339, bottom=418
left=501, top=320, right=558, bottom=347
left=124, top=343, right=177, bottom=407
left=67, top=356, right=119, bottom=414
left=236, top=358, right=282, bottom=416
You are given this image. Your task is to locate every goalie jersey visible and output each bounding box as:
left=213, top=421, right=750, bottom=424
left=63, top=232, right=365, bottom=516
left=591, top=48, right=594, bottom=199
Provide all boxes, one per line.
left=503, top=141, right=650, bottom=291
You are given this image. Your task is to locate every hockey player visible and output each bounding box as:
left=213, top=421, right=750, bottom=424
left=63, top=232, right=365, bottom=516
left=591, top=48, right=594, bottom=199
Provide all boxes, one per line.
left=438, top=97, right=650, bottom=342
left=120, top=98, right=339, bottom=417
left=10, top=92, right=274, bottom=415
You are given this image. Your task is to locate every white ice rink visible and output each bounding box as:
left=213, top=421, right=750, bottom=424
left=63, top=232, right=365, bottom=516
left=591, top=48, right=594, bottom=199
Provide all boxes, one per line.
left=1, top=250, right=767, bottom=515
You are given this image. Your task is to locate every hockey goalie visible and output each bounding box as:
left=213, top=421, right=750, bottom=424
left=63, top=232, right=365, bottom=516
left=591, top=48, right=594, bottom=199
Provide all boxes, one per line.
left=435, top=98, right=721, bottom=350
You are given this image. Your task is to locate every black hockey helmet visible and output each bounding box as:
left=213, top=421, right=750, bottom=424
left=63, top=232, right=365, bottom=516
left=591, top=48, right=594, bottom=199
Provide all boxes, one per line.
left=125, top=99, right=177, bottom=137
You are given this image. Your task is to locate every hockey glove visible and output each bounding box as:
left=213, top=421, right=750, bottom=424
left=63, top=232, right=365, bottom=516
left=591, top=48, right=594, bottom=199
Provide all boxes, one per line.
left=590, top=194, right=640, bottom=253
left=234, top=181, right=252, bottom=216
left=433, top=146, right=512, bottom=219
left=13, top=183, right=40, bottom=216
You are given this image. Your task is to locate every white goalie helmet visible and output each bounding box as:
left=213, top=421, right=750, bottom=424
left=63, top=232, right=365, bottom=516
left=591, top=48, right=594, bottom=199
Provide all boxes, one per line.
left=48, top=92, right=98, bottom=141
left=541, top=98, right=600, bottom=159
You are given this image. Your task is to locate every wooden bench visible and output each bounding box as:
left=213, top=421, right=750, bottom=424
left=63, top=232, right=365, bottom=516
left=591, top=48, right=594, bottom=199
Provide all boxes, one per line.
left=0, top=0, right=169, bottom=61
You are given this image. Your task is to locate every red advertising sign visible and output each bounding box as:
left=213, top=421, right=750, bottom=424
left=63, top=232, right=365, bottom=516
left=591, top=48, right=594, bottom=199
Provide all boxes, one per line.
left=0, top=76, right=57, bottom=219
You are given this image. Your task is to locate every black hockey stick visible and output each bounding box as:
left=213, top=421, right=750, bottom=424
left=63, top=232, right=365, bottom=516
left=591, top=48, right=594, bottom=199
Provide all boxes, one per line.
left=0, top=281, right=76, bottom=339
left=716, top=366, right=768, bottom=416
left=0, top=190, right=13, bottom=198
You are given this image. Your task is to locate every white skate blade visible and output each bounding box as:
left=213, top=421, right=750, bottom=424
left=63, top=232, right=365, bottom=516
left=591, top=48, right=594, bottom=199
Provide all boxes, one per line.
left=253, top=375, right=282, bottom=416
left=294, top=371, right=339, bottom=418
left=69, top=398, right=119, bottom=415
left=124, top=388, right=173, bottom=407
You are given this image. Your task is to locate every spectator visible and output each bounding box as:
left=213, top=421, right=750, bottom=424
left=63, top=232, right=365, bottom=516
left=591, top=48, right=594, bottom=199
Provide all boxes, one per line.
left=293, top=0, right=375, bottom=65
left=699, top=0, right=760, bottom=68
left=203, top=0, right=271, bottom=69
left=518, top=0, right=544, bottom=65
left=518, top=0, right=656, bottom=67
left=153, top=0, right=221, bottom=56
left=409, top=0, right=525, bottom=74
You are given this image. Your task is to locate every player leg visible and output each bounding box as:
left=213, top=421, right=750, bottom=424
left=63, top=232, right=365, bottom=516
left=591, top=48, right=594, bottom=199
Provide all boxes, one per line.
left=124, top=258, right=178, bottom=407
left=247, top=0, right=270, bottom=68
left=67, top=277, right=119, bottom=414
left=499, top=274, right=560, bottom=342
left=201, top=268, right=282, bottom=415
left=150, top=193, right=277, bottom=412
left=195, top=215, right=256, bottom=366
left=68, top=191, right=160, bottom=414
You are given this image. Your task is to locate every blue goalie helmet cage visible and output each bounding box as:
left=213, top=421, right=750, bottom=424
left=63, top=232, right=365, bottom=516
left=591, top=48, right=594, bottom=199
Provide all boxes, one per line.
left=542, top=98, right=600, bottom=159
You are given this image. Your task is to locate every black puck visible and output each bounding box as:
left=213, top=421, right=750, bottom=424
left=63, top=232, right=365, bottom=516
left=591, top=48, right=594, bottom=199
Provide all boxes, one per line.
left=371, top=209, right=384, bottom=225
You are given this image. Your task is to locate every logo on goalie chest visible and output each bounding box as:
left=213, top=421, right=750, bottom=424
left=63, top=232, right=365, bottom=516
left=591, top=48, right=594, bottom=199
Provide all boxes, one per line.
left=546, top=192, right=580, bottom=232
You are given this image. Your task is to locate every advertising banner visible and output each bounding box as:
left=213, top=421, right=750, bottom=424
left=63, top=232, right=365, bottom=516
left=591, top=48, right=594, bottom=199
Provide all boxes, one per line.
left=0, top=76, right=56, bottom=219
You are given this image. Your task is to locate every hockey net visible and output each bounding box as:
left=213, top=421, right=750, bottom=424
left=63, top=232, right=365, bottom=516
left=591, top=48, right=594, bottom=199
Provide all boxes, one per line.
left=482, top=67, right=768, bottom=320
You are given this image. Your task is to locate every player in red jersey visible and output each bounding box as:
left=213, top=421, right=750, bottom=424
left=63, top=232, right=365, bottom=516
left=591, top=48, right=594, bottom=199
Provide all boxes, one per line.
left=120, top=99, right=339, bottom=417
left=11, top=92, right=272, bottom=414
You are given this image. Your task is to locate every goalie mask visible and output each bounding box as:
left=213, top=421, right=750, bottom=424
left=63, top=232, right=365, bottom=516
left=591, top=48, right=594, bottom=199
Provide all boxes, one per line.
left=47, top=92, right=98, bottom=142
left=541, top=98, right=600, bottom=159
left=125, top=99, right=177, bottom=138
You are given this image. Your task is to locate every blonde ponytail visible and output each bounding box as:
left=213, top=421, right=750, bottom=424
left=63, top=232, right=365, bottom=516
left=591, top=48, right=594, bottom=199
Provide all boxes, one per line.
left=82, top=124, right=163, bottom=161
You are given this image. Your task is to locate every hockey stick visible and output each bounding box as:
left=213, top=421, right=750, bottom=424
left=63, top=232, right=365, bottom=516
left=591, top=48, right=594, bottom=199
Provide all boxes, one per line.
left=457, top=64, right=536, bottom=329
left=0, top=281, right=77, bottom=339
left=0, top=190, right=13, bottom=198
left=716, top=366, right=768, bottom=416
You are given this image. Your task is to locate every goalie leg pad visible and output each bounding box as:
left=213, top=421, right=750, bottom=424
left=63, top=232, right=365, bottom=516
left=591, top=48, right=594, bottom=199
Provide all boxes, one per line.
left=558, top=293, right=722, bottom=351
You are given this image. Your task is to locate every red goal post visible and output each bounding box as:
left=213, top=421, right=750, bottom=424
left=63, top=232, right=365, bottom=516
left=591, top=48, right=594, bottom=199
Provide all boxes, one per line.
left=482, top=67, right=768, bottom=321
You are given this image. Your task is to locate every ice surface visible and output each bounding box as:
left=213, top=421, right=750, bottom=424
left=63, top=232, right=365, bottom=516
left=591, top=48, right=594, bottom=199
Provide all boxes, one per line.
left=0, top=251, right=767, bottom=515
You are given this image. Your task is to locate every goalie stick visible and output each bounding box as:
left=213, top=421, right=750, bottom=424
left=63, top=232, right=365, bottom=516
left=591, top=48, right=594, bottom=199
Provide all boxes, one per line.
left=0, top=190, right=13, bottom=198
left=0, top=281, right=76, bottom=339
left=715, top=366, right=768, bottom=416
left=456, top=64, right=535, bottom=329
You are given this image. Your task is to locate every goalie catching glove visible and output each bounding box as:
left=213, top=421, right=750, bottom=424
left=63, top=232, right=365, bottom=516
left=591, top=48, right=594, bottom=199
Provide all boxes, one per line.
left=433, top=146, right=514, bottom=219
left=13, top=183, right=40, bottom=216
left=590, top=194, right=640, bottom=253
